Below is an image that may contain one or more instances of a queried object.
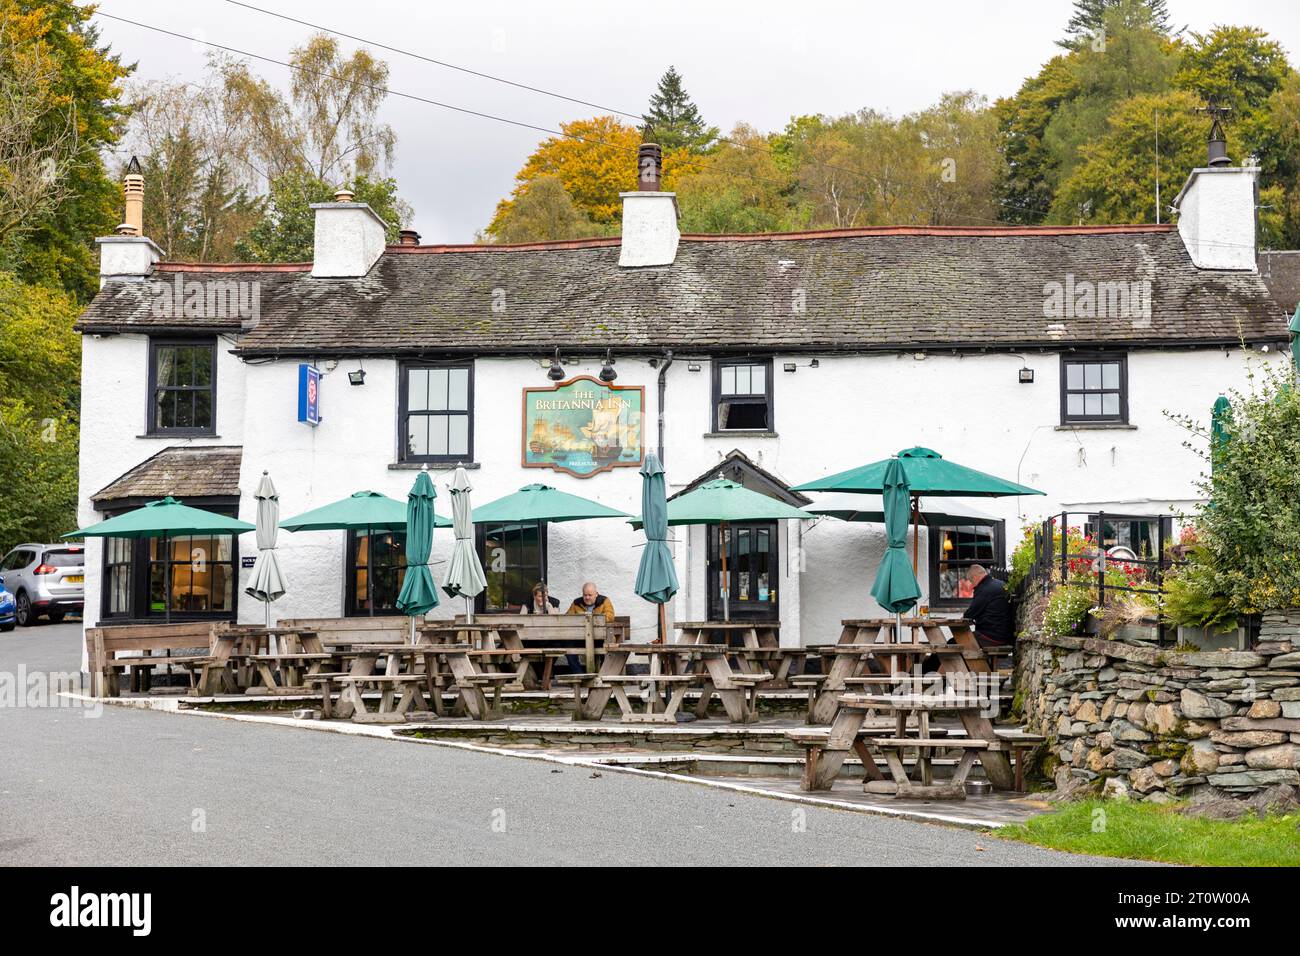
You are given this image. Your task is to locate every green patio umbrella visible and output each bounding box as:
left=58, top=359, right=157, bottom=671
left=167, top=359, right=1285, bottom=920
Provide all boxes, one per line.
left=280, top=490, right=449, bottom=617
left=802, top=493, right=999, bottom=526
left=869, top=459, right=923, bottom=620
left=245, top=471, right=288, bottom=628
left=1211, top=395, right=1233, bottom=474
left=792, top=447, right=1044, bottom=498
left=1290, top=305, right=1300, bottom=372
left=441, top=467, right=487, bottom=624
left=64, top=496, right=255, bottom=623
left=472, top=483, right=628, bottom=582
left=632, top=478, right=810, bottom=622
left=395, top=471, right=440, bottom=640
left=634, top=453, right=679, bottom=641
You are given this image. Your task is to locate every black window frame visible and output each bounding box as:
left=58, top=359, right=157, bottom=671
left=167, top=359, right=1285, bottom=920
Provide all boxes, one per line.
left=928, top=520, right=1006, bottom=609
left=97, top=497, right=240, bottom=623
left=343, top=529, right=408, bottom=617
left=475, top=521, right=549, bottom=614
left=147, top=337, right=218, bottom=436
left=711, top=357, right=774, bottom=433
left=398, top=360, right=475, bottom=463
left=1060, top=353, right=1128, bottom=425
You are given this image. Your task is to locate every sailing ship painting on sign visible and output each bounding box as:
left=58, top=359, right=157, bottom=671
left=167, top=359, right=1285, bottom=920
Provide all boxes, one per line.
left=522, top=377, right=644, bottom=478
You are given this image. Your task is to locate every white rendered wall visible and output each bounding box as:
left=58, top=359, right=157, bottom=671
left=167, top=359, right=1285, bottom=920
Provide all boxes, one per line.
left=79, top=339, right=1282, bottom=649
left=1175, top=168, right=1259, bottom=271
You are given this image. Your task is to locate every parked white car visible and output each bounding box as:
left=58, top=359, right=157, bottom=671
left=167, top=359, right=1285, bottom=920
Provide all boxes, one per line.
left=0, top=543, right=85, bottom=626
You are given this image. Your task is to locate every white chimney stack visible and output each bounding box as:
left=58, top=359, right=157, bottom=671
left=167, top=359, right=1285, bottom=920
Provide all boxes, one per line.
left=1172, top=116, right=1258, bottom=271
left=96, top=159, right=161, bottom=286
left=310, top=188, right=388, bottom=278
left=619, top=143, right=679, bottom=268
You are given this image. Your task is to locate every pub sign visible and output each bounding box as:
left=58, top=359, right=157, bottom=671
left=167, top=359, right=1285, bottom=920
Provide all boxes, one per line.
left=522, top=376, right=644, bottom=478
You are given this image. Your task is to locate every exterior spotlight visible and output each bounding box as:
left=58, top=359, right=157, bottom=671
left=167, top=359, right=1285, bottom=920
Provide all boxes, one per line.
left=1018, top=367, right=1035, bottom=384
left=687, top=362, right=701, bottom=372
left=783, top=362, right=797, bottom=373
left=348, top=368, right=366, bottom=386
left=547, top=347, right=565, bottom=381
left=599, top=349, right=617, bottom=383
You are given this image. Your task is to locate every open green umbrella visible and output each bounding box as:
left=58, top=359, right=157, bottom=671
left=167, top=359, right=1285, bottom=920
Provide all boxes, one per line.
left=869, top=459, right=923, bottom=619
left=802, top=493, right=999, bottom=526
left=441, top=467, right=487, bottom=624
left=1290, top=305, right=1300, bottom=372
left=634, top=453, right=679, bottom=640
left=64, top=496, right=255, bottom=623
left=792, top=446, right=1044, bottom=498
left=632, top=478, right=809, bottom=622
left=280, top=490, right=449, bottom=617
left=245, top=471, right=287, bottom=628
left=472, top=483, right=627, bottom=582
left=395, top=471, right=439, bottom=639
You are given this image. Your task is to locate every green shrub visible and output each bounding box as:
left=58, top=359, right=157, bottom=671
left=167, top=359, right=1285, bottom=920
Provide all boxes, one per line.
left=1161, top=551, right=1237, bottom=631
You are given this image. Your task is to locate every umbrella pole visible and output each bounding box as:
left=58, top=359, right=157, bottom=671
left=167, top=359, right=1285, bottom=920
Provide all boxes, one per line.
left=911, top=496, right=921, bottom=576
left=720, top=522, right=730, bottom=623
left=367, top=526, right=375, bottom=617
left=466, top=594, right=473, bottom=626
left=658, top=602, right=667, bottom=644
left=164, top=531, right=171, bottom=625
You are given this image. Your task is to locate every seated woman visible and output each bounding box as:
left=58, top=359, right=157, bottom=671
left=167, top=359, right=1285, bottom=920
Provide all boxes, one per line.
left=520, top=581, right=560, bottom=615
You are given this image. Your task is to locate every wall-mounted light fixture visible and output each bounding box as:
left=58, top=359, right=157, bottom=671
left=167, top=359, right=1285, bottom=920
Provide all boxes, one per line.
left=687, top=362, right=701, bottom=372
left=547, top=347, right=565, bottom=381
left=809, top=359, right=820, bottom=368
left=783, top=362, right=797, bottom=373
left=599, top=348, right=617, bottom=383
left=1018, top=367, right=1035, bottom=384
left=348, top=367, right=366, bottom=386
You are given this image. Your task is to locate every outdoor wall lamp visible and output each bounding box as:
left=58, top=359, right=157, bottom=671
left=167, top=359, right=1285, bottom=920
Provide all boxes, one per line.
left=783, top=362, right=797, bottom=373
left=599, top=348, right=617, bottom=383
left=348, top=366, right=366, bottom=386
left=547, top=347, right=565, bottom=381
left=687, top=362, right=701, bottom=372
left=1019, top=367, right=1035, bottom=384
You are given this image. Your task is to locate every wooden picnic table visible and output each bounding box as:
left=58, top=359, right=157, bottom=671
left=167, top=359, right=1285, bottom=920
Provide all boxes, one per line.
left=194, top=625, right=271, bottom=695
left=332, top=642, right=509, bottom=723
left=421, top=621, right=577, bottom=689
left=578, top=642, right=770, bottom=724
left=245, top=652, right=334, bottom=695
left=673, top=621, right=804, bottom=686
left=799, top=617, right=1014, bottom=793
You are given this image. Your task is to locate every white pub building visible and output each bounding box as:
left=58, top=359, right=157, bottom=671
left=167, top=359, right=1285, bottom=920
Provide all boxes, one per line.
left=74, top=139, right=1291, bottom=648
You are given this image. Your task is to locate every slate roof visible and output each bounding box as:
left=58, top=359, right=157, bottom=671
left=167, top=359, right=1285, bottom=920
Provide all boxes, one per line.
left=1258, top=250, right=1300, bottom=317
left=92, top=445, right=243, bottom=503
left=76, top=225, right=1289, bottom=354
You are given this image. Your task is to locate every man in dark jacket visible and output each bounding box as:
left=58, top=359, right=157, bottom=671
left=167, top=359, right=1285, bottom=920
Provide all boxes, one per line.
left=965, top=564, right=1014, bottom=646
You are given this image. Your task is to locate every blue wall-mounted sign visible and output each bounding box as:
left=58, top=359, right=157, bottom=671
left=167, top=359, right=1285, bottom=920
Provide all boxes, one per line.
left=298, top=364, right=321, bottom=426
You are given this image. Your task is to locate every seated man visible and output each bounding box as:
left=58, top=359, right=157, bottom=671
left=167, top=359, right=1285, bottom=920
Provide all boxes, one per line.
left=566, top=582, right=615, bottom=623
left=964, top=564, right=1014, bottom=647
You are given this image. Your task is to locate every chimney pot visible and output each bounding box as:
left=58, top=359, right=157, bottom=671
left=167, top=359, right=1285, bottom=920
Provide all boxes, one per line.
left=335, top=186, right=355, bottom=203
left=637, top=143, right=663, bottom=192
left=122, top=156, right=144, bottom=237
left=398, top=228, right=421, bottom=246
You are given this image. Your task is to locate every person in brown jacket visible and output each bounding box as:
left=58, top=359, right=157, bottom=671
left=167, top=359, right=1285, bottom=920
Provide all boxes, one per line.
left=566, top=581, right=615, bottom=623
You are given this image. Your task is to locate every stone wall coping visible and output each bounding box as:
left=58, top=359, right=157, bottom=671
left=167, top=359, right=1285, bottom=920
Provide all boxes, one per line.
left=1019, top=632, right=1270, bottom=669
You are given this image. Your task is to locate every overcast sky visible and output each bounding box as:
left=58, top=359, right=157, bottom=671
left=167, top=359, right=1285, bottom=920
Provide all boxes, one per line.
left=94, top=0, right=1300, bottom=244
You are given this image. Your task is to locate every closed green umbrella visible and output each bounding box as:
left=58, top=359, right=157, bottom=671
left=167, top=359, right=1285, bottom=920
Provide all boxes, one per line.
left=395, top=471, right=440, bottom=639
left=631, top=478, right=809, bottom=622
left=245, top=471, right=287, bottom=628
left=1290, top=305, right=1300, bottom=372
left=64, top=496, right=255, bottom=623
left=634, top=453, right=679, bottom=640
left=473, top=483, right=627, bottom=581
left=280, top=490, right=449, bottom=617
left=1210, top=395, right=1233, bottom=485
left=442, top=467, right=487, bottom=624
left=870, top=459, right=923, bottom=618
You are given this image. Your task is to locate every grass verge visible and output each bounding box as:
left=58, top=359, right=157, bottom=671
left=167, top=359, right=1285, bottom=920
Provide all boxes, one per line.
left=999, top=799, right=1300, bottom=866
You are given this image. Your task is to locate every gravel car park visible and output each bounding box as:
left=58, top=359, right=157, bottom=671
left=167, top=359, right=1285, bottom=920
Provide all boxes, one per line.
left=0, top=544, right=85, bottom=627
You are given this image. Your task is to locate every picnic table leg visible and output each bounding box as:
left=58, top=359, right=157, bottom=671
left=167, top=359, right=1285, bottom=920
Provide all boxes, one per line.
left=576, top=650, right=627, bottom=720
left=694, top=681, right=715, bottom=718
left=335, top=654, right=377, bottom=720
left=937, top=629, right=1015, bottom=791
left=811, top=651, right=862, bottom=724
left=701, top=655, right=749, bottom=723
left=805, top=705, right=868, bottom=791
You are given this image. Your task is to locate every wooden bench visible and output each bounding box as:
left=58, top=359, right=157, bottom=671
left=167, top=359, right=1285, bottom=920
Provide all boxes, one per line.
left=245, top=652, right=335, bottom=694
left=601, top=673, right=698, bottom=723
left=462, top=614, right=629, bottom=672
left=277, top=616, right=411, bottom=650
left=336, top=673, right=432, bottom=723
left=86, top=621, right=232, bottom=697
left=108, top=653, right=211, bottom=694
left=555, top=673, right=605, bottom=720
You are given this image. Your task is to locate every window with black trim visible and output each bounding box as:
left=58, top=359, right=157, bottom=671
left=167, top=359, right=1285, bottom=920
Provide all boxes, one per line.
left=400, top=362, right=473, bottom=462
left=713, top=358, right=773, bottom=431
left=929, top=522, right=1005, bottom=608
left=476, top=522, right=547, bottom=612
left=345, top=530, right=407, bottom=616
left=1061, top=355, right=1127, bottom=424
left=149, top=339, right=217, bottom=434
left=103, top=537, right=133, bottom=617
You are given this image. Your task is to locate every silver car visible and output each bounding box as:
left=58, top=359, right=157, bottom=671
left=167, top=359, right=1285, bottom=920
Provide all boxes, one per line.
left=0, top=543, right=85, bottom=626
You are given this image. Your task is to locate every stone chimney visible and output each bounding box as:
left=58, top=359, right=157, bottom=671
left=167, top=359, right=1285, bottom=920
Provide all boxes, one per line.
left=1172, top=107, right=1258, bottom=271
left=96, top=156, right=161, bottom=286
left=619, top=142, right=679, bottom=268
left=310, top=186, right=388, bottom=277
